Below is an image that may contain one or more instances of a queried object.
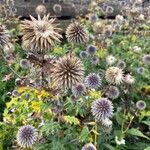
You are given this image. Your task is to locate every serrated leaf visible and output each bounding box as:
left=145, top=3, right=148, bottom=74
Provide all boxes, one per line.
left=127, top=128, right=150, bottom=140
left=64, top=116, right=80, bottom=125
left=79, top=126, right=90, bottom=142
left=142, top=121, right=150, bottom=126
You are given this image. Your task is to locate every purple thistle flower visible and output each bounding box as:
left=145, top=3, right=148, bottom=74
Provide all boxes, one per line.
left=91, top=98, right=113, bottom=120
left=86, top=45, right=97, bottom=55
left=136, top=100, right=146, bottom=110
left=91, top=56, right=99, bottom=65
left=80, top=51, right=88, bottom=59
left=85, top=73, right=101, bottom=89
left=20, top=59, right=29, bottom=69
left=142, top=54, right=150, bottom=65
left=137, top=67, right=145, bottom=74
left=107, top=86, right=120, bottom=99
left=16, top=125, right=38, bottom=148
left=82, top=143, right=97, bottom=150
left=72, top=83, right=86, bottom=98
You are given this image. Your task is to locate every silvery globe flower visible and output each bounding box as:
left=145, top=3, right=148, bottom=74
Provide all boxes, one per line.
left=91, top=98, right=113, bottom=120
left=136, top=100, right=146, bottom=110
left=107, top=86, right=120, bottom=99
left=82, top=143, right=97, bottom=150
left=16, top=125, right=38, bottom=148
left=85, top=73, right=101, bottom=89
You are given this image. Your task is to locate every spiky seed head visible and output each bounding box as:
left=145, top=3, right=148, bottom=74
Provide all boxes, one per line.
left=0, top=24, right=10, bottom=48
left=51, top=52, right=84, bottom=89
left=106, top=55, right=116, bottom=65
left=82, top=143, right=97, bottom=150
left=117, top=60, right=126, bottom=69
left=124, top=74, right=135, bottom=84
left=21, top=14, right=62, bottom=54
left=91, top=98, right=113, bottom=120
left=105, top=67, right=124, bottom=84
left=16, top=125, right=38, bottom=148
left=86, top=45, right=97, bottom=55
left=66, top=22, right=89, bottom=44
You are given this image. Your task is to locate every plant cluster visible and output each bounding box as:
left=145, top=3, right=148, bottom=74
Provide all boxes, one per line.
left=0, top=0, right=150, bottom=150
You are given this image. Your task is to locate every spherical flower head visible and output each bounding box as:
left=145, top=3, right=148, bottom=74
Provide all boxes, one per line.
left=106, top=6, right=114, bottom=14
left=107, top=86, right=119, bottom=99
left=80, top=51, right=88, bottom=59
left=16, top=125, right=38, bottom=148
left=66, top=22, right=89, bottom=44
left=136, top=100, right=146, bottom=110
left=89, top=14, right=98, bottom=23
left=106, top=55, right=116, bottom=65
left=53, top=4, right=62, bottom=14
left=85, top=73, right=101, bottom=89
left=91, top=98, right=113, bottom=120
left=15, top=78, right=22, bottom=86
left=119, top=0, right=127, bottom=6
left=101, top=118, right=112, bottom=128
left=105, top=67, right=124, bottom=84
left=91, top=56, right=99, bottom=65
left=72, top=83, right=86, bottom=98
left=103, top=28, right=112, bottom=38
left=117, top=60, right=126, bottom=69
left=82, top=143, right=97, bottom=150
left=20, top=59, right=29, bottom=69
left=12, top=90, right=19, bottom=97
left=21, top=14, right=62, bottom=53
left=142, top=54, right=150, bottom=65
left=35, top=5, right=47, bottom=16
left=86, top=45, right=97, bottom=55
left=124, top=74, right=135, bottom=84
left=137, top=67, right=145, bottom=74
left=51, top=52, right=84, bottom=89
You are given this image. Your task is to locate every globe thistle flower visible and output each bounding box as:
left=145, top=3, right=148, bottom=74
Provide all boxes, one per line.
left=0, top=24, right=10, bottom=48
left=89, top=14, right=98, bottom=23
left=79, top=51, right=88, bottom=59
left=107, top=86, right=119, bottom=99
left=91, top=98, right=113, bottom=120
left=66, top=22, right=89, bottom=44
left=106, top=55, right=116, bottom=65
left=91, top=56, right=99, bottom=65
left=16, top=125, right=38, bottom=148
left=103, top=28, right=112, bottom=38
left=85, top=73, right=101, bottom=89
left=53, top=4, right=62, bottom=14
left=137, top=67, right=145, bottom=74
left=117, top=60, right=126, bottom=69
left=82, top=143, right=96, bottom=150
left=15, top=78, right=22, bottom=86
left=142, top=54, right=150, bottom=65
left=12, top=90, right=19, bottom=97
left=51, top=52, right=84, bottom=89
left=35, top=5, right=47, bottom=16
left=20, top=59, right=29, bottom=69
left=72, top=83, right=86, bottom=98
left=136, top=100, right=146, bottom=110
left=86, top=45, right=97, bottom=55
left=105, top=67, right=124, bottom=84
left=106, top=6, right=114, bottom=14
left=101, top=118, right=112, bottom=127
left=21, top=14, right=62, bottom=53
left=119, top=0, right=127, bottom=6
left=124, top=74, right=135, bottom=84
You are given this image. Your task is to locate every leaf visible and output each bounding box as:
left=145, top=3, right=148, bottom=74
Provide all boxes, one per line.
left=127, top=128, right=150, bottom=140
left=142, top=121, right=150, bottom=126
left=144, top=147, right=150, bottom=150
left=64, top=116, right=80, bottom=125
left=103, top=144, right=115, bottom=150
left=79, top=126, right=90, bottom=142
